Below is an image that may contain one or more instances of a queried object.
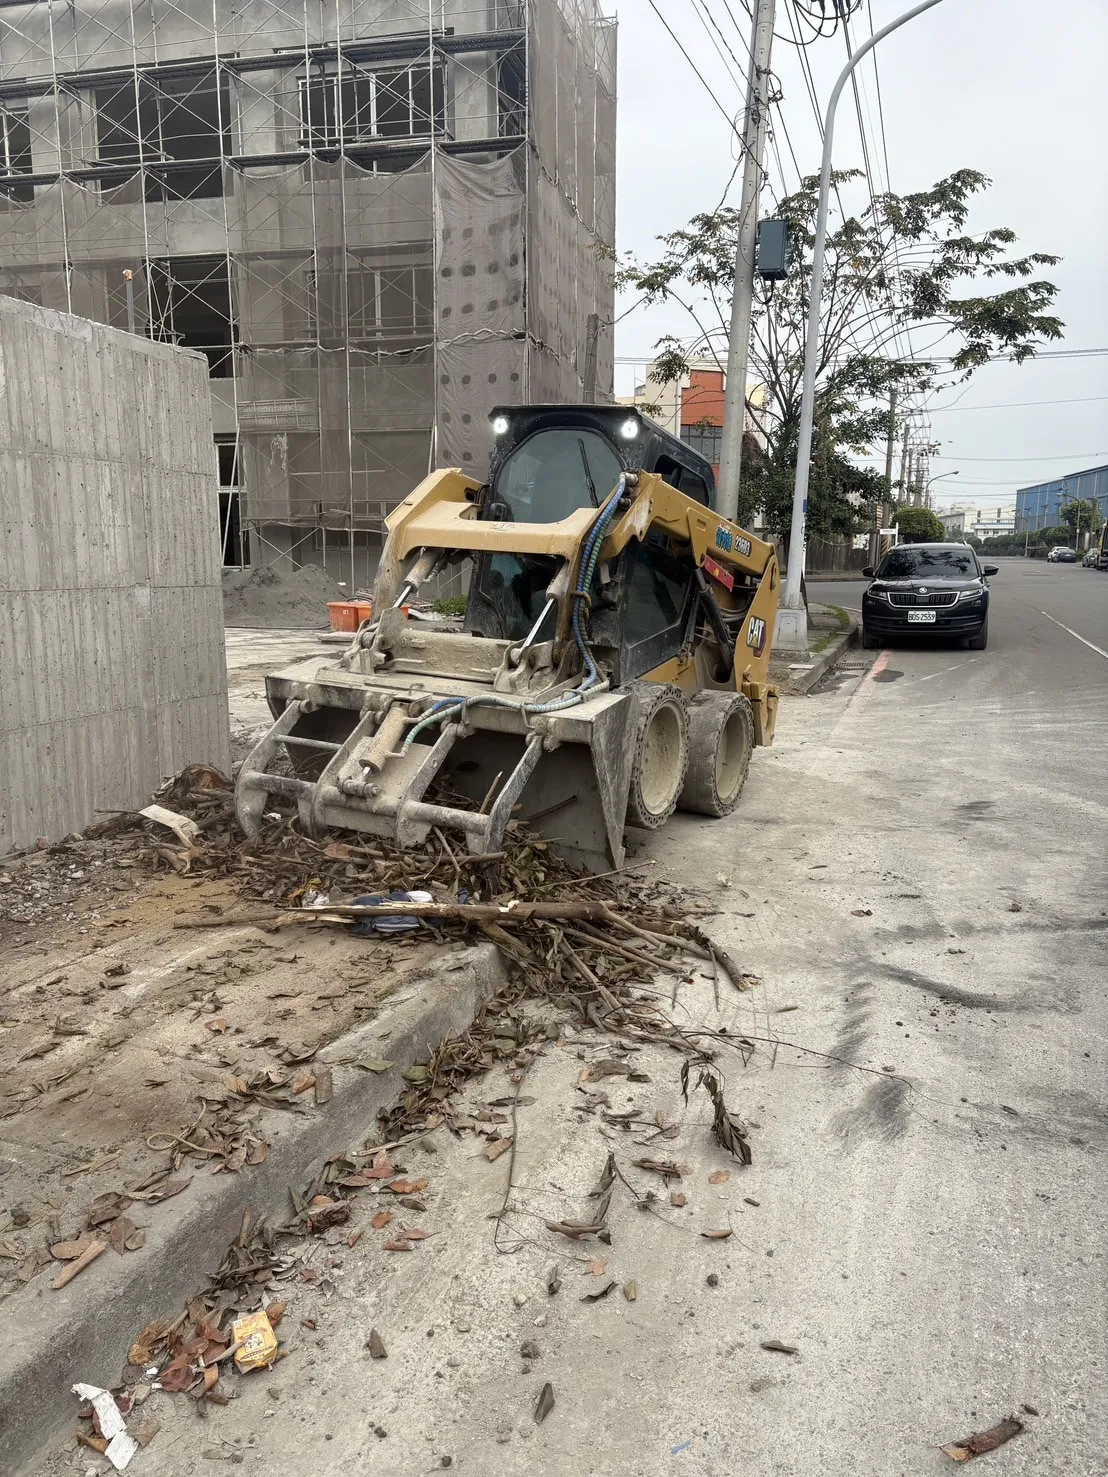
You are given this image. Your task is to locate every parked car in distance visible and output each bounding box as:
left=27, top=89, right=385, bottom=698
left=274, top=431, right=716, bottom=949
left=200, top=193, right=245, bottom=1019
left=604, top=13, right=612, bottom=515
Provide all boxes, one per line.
left=1047, top=546, right=1077, bottom=562
left=860, top=543, right=996, bottom=651
left=1082, top=548, right=1099, bottom=567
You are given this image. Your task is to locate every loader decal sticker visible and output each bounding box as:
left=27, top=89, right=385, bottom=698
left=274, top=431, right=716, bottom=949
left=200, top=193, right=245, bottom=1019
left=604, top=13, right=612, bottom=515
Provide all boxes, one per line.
left=715, top=526, right=752, bottom=558
left=746, top=616, right=767, bottom=656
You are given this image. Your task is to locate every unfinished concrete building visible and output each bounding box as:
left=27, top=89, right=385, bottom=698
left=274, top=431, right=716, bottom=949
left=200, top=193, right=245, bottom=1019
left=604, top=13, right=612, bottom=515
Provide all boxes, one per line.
left=0, top=0, right=616, bottom=588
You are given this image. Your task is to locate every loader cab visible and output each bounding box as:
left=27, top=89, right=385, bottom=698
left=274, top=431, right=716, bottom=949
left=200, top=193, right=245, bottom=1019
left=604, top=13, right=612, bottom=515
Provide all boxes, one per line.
left=484, top=405, right=716, bottom=515
left=466, top=405, right=716, bottom=643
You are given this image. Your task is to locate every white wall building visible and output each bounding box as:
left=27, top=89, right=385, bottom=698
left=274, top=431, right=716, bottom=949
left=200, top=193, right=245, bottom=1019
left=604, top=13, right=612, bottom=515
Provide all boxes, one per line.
left=939, top=503, right=1016, bottom=540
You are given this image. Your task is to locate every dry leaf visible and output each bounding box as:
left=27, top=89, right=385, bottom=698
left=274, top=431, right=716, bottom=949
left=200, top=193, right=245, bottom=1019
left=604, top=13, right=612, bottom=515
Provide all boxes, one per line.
left=670, top=1192, right=687, bottom=1208
left=383, top=1239, right=415, bottom=1252
left=581, top=1280, right=618, bottom=1303
left=760, top=1339, right=798, bottom=1355
left=291, top=1070, right=315, bottom=1095
left=940, top=1415, right=1024, bottom=1463
left=585, top=1258, right=608, bottom=1276
left=50, top=1237, right=93, bottom=1262
left=534, top=1382, right=555, bottom=1424
left=246, top=1143, right=269, bottom=1165
left=708, top=1170, right=730, bottom=1185
left=266, top=1301, right=288, bottom=1328
left=204, top=1018, right=228, bottom=1034
left=386, top=1178, right=429, bottom=1195
left=313, top=1066, right=333, bottom=1106
left=484, top=1137, right=513, bottom=1162
left=367, top=1329, right=387, bottom=1359
left=76, top=1433, right=110, bottom=1455
left=546, top=1217, right=603, bottom=1240
left=632, top=1157, right=681, bottom=1182
left=371, top=1211, right=393, bottom=1231
left=133, top=1418, right=160, bottom=1449
left=701, top=1228, right=732, bottom=1240
left=362, top=1152, right=397, bottom=1181
left=622, top=1280, right=637, bottom=1302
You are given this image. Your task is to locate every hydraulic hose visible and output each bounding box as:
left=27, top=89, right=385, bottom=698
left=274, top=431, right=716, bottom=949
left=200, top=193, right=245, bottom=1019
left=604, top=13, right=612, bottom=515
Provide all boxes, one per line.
left=401, top=476, right=629, bottom=750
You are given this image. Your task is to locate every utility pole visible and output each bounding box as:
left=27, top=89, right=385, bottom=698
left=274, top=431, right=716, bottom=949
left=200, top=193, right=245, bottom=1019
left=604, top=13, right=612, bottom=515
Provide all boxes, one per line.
left=871, top=386, right=897, bottom=566
left=716, top=0, right=775, bottom=522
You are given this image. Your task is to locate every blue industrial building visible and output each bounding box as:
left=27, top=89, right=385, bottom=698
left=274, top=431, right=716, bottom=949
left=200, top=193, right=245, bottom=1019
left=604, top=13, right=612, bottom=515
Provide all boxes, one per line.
left=1016, top=463, right=1108, bottom=532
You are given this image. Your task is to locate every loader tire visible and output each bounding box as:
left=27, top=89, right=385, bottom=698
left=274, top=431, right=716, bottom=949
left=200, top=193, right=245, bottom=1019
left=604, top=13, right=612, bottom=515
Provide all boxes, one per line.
left=679, top=692, right=753, bottom=817
left=625, top=683, right=689, bottom=831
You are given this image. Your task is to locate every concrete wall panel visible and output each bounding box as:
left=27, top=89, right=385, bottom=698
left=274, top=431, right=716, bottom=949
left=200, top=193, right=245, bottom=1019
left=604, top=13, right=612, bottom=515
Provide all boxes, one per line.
left=0, top=296, right=230, bottom=853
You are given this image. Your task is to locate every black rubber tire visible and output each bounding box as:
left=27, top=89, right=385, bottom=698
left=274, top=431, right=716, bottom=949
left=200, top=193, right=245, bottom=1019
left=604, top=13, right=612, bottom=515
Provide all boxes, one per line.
left=861, top=626, right=881, bottom=650
left=679, top=692, right=754, bottom=818
left=966, top=617, right=989, bottom=651
left=625, top=683, right=689, bottom=830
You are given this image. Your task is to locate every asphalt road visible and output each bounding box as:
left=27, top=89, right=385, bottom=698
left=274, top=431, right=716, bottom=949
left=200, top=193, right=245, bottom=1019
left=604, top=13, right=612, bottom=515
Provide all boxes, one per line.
left=26, top=560, right=1108, bottom=1476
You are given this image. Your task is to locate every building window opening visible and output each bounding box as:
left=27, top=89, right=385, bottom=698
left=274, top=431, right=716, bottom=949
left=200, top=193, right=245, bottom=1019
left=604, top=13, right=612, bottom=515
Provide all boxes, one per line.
left=306, top=252, right=433, bottom=347
left=497, top=46, right=525, bottom=137
left=95, top=71, right=231, bottom=200
left=148, top=256, right=235, bottom=377
left=0, top=106, right=33, bottom=203
left=298, top=65, right=445, bottom=149
left=680, top=423, right=723, bottom=465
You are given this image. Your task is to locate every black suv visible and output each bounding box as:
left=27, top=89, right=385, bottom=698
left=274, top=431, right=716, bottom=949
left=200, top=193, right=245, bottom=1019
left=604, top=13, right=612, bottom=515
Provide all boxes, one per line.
left=861, top=544, right=997, bottom=651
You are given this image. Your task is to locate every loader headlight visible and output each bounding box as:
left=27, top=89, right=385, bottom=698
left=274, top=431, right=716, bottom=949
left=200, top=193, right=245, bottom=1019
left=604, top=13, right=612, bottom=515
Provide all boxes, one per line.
left=491, top=415, right=510, bottom=435
left=619, top=417, right=640, bottom=440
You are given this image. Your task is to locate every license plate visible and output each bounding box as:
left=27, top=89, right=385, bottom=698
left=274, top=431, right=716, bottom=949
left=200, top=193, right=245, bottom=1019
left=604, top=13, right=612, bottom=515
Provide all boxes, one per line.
left=907, top=610, right=936, bottom=624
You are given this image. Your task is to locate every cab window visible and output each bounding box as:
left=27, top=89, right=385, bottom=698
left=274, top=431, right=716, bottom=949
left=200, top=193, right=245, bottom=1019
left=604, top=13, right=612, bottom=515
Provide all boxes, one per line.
left=493, top=429, right=622, bottom=523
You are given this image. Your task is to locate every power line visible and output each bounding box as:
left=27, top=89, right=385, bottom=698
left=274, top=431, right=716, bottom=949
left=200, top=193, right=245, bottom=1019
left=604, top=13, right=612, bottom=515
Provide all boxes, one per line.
left=645, top=0, right=743, bottom=140
left=930, top=394, right=1108, bottom=413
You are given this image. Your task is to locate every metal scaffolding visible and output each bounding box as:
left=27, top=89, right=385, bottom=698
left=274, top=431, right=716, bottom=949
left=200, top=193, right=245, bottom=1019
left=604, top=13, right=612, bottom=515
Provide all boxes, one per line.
left=0, top=0, right=616, bottom=590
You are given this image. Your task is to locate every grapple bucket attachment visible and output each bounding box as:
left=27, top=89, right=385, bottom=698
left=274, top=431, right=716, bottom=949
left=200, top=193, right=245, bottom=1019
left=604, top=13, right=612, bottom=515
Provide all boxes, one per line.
left=234, top=659, right=639, bottom=875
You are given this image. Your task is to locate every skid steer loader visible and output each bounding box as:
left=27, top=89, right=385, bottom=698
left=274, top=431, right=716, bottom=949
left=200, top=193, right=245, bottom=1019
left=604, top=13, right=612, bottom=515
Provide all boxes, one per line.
left=236, top=406, right=780, bottom=874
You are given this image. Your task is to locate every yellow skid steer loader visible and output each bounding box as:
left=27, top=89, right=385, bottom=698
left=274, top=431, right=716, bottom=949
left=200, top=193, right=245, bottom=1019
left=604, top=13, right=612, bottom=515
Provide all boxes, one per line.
left=236, top=406, right=780, bottom=873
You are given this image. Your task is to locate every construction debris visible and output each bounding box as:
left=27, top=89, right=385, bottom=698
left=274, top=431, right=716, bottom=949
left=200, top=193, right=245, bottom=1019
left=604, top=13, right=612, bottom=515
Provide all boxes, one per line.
left=71, top=1383, right=138, bottom=1471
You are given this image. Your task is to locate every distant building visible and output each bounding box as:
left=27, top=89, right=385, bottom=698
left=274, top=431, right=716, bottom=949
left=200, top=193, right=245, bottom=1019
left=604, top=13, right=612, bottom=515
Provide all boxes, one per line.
left=616, top=356, right=766, bottom=487
left=1016, top=464, right=1108, bottom=534
left=939, top=503, right=1016, bottom=540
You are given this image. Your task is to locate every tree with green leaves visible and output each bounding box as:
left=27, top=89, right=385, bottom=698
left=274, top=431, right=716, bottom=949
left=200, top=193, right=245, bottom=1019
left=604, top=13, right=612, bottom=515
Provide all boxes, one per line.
left=1060, top=498, right=1101, bottom=542
left=895, top=507, right=945, bottom=543
left=616, top=169, right=1062, bottom=542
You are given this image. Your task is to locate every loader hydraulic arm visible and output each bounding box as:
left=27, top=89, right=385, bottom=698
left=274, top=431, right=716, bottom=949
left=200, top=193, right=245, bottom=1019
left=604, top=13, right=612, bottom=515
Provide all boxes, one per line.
left=594, top=471, right=780, bottom=743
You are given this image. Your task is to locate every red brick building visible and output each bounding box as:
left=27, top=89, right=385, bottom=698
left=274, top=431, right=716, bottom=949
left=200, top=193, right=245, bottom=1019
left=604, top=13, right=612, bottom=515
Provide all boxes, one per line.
left=679, top=365, right=725, bottom=482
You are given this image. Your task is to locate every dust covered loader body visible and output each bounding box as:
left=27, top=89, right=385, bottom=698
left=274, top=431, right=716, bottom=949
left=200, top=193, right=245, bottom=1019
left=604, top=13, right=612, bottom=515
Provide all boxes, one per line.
left=236, top=407, right=780, bottom=873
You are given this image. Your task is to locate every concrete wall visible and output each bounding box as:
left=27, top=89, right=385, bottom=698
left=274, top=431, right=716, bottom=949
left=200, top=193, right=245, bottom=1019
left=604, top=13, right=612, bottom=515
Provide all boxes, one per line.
left=0, top=296, right=230, bottom=853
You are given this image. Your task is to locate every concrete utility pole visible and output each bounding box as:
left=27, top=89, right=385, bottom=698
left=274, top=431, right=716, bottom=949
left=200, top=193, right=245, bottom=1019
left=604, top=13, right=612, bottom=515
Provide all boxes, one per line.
left=774, top=0, right=948, bottom=652
left=871, top=385, right=897, bottom=565
left=716, top=0, right=775, bottom=522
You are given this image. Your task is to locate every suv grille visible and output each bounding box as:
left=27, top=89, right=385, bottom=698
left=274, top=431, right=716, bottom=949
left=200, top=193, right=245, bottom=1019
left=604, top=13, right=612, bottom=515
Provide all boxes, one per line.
left=887, top=590, right=959, bottom=608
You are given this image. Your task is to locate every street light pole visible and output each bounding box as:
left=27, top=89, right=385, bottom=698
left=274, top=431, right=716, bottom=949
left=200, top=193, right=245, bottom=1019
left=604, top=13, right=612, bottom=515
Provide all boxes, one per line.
left=774, top=0, right=948, bottom=652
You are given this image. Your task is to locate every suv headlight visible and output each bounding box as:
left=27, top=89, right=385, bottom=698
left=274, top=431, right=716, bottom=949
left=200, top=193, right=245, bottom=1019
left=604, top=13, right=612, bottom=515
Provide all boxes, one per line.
left=956, top=588, right=983, bottom=604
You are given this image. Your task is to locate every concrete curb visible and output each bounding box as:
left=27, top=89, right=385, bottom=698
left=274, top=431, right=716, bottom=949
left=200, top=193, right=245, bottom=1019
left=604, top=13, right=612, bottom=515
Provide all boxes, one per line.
left=5, top=942, right=507, bottom=1475
left=771, top=621, right=859, bottom=695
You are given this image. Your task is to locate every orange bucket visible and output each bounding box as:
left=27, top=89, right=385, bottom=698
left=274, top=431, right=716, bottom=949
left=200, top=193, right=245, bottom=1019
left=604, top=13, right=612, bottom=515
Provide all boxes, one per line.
left=327, top=599, right=373, bottom=632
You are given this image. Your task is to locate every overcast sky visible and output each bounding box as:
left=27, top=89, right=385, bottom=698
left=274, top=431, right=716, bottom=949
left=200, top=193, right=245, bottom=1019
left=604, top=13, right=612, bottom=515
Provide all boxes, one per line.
left=613, top=0, right=1108, bottom=506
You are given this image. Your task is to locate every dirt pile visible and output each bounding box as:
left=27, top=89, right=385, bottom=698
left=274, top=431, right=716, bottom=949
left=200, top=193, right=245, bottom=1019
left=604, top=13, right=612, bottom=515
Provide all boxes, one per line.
left=222, top=563, right=344, bottom=629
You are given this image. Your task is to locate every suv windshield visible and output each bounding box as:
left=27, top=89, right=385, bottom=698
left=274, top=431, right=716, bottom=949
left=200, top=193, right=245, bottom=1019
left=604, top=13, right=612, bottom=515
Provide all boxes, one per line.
left=878, top=546, right=978, bottom=579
